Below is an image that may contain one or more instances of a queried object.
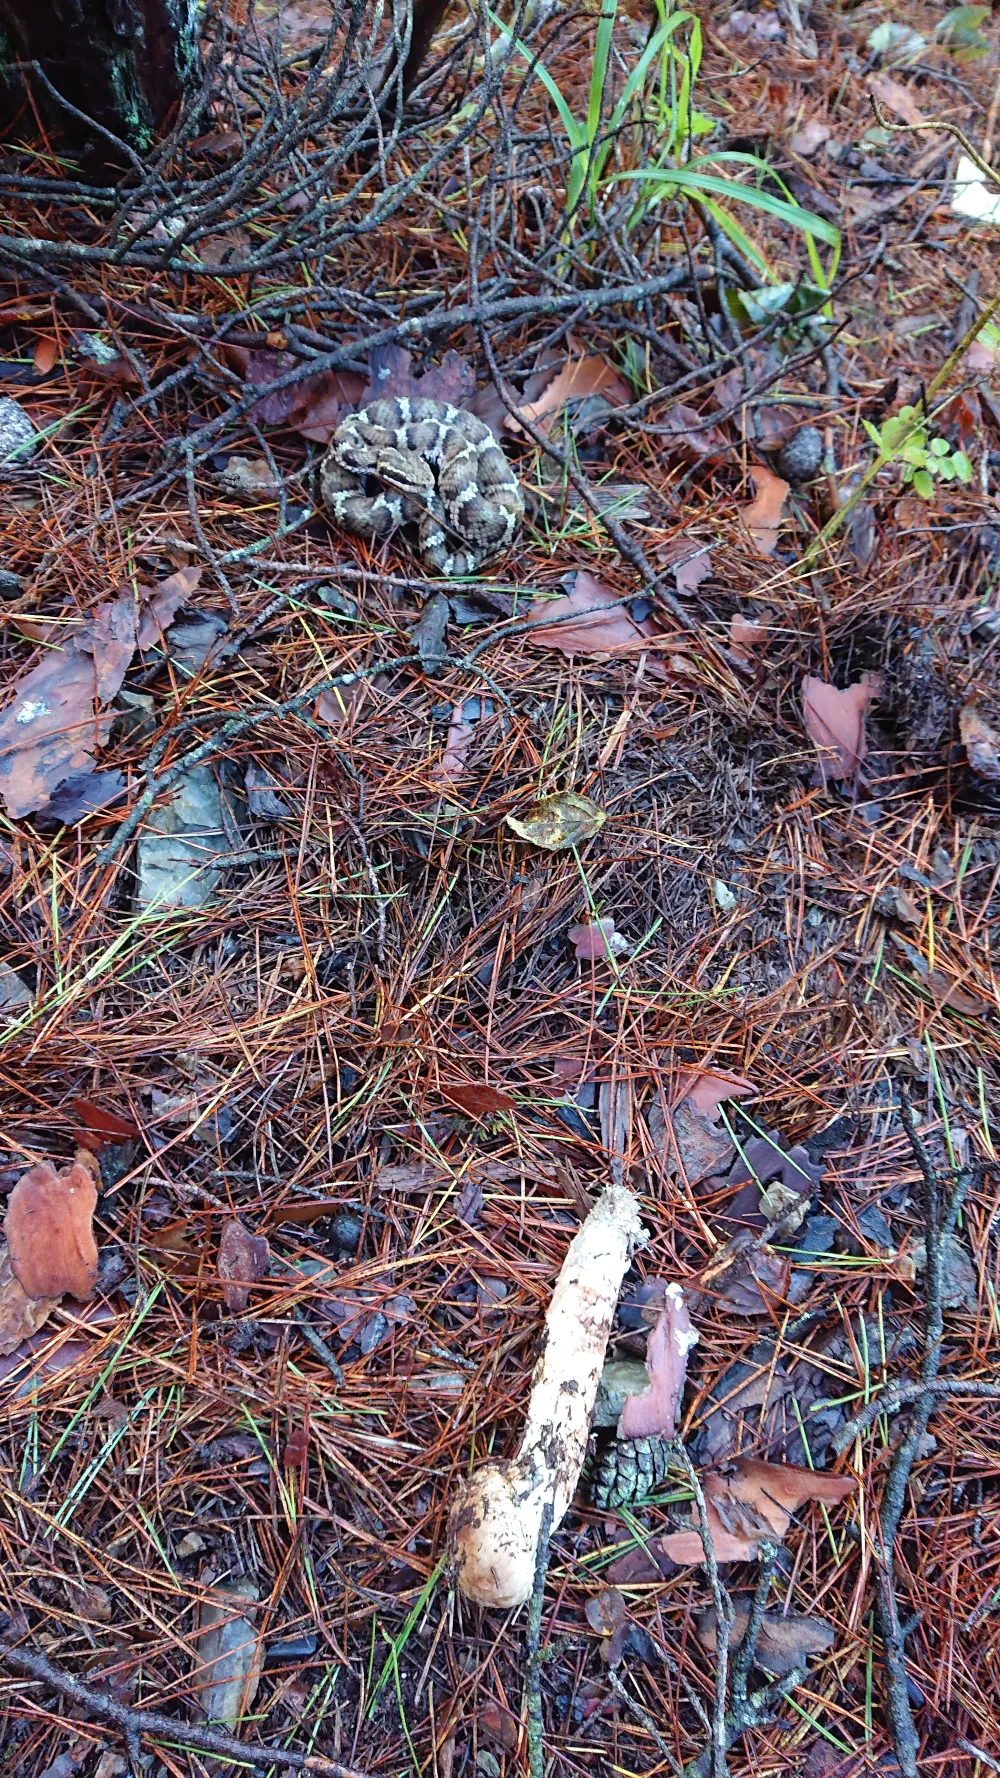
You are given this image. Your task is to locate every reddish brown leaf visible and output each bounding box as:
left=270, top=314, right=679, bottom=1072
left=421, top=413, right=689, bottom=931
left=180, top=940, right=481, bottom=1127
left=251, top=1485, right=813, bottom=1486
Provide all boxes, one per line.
left=0, top=1241, right=59, bottom=1356
left=585, top=1586, right=627, bottom=1634
left=661, top=1457, right=854, bottom=1565
left=33, top=336, right=58, bottom=375
left=801, top=676, right=877, bottom=783
left=315, top=681, right=367, bottom=728
left=4, top=1160, right=98, bottom=1301
left=508, top=356, right=630, bottom=436
left=740, top=466, right=789, bottom=555
left=284, top=1423, right=310, bottom=1467
left=0, top=594, right=138, bottom=818
left=869, top=71, right=924, bottom=127
left=432, top=703, right=476, bottom=783
left=681, top=1069, right=755, bottom=1122
left=567, top=917, right=628, bottom=961
left=225, top=345, right=367, bottom=442
left=366, top=345, right=475, bottom=409
left=479, top=1703, right=519, bottom=1753
left=136, top=566, right=202, bottom=650
left=526, top=570, right=666, bottom=670
left=960, top=703, right=1000, bottom=781
left=658, top=404, right=728, bottom=465
left=619, top=1283, right=698, bottom=1438
left=697, top=1602, right=835, bottom=1675
left=729, top=613, right=768, bottom=661
left=217, top=1220, right=270, bottom=1313
left=673, top=548, right=713, bottom=595
left=70, top=1098, right=141, bottom=1141
left=440, top=1081, right=515, bottom=1118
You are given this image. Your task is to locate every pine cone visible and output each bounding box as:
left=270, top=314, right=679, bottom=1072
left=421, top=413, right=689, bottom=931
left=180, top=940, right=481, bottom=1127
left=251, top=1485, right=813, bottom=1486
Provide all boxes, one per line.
left=592, top=1436, right=672, bottom=1510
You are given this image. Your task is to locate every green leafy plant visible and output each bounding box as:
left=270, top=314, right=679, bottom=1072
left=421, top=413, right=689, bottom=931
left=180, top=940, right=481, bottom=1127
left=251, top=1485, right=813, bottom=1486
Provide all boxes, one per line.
left=863, top=406, right=972, bottom=500
left=935, top=5, right=991, bottom=62
left=490, top=0, right=838, bottom=280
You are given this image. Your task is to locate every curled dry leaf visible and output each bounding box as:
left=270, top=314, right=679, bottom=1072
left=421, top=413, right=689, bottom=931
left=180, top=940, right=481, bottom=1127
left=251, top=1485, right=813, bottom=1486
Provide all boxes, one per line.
left=648, top=1074, right=751, bottom=1186
left=801, top=676, right=877, bottom=783
left=687, top=1231, right=790, bottom=1316
left=217, top=1220, right=270, bottom=1314
left=0, top=593, right=138, bottom=819
left=506, top=790, right=606, bottom=851
left=658, top=404, right=728, bottom=465
left=508, top=356, right=630, bottom=436
left=526, top=570, right=666, bottom=670
left=960, top=703, right=1000, bottom=781
left=224, top=344, right=366, bottom=443
left=568, top=917, right=629, bottom=961
left=33, top=336, right=58, bottom=375
left=4, top=1159, right=98, bottom=1301
left=659, top=1455, right=855, bottom=1566
left=0, top=1241, right=60, bottom=1356
left=433, top=701, right=477, bottom=783
left=740, top=466, right=789, bottom=556
left=619, top=1282, right=698, bottom=1438
left=697, top=1602, right=835, bottom=1675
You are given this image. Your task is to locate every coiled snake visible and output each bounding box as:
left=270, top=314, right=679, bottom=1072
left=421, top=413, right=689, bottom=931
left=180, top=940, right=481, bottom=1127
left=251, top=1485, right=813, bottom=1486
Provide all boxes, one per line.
left=320, top=396, right=524, bottom=576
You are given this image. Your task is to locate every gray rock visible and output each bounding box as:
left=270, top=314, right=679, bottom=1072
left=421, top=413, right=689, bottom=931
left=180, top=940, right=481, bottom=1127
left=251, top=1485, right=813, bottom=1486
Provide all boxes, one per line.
left=0, top=397, right=41, bottom=466
left=778, top=426, right=824, bottom=484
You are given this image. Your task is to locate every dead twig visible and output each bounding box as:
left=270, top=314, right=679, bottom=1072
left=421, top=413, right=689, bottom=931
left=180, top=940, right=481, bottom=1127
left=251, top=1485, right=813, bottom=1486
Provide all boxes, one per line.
left=0, top=1637, right=369, bottom=1777
left=524, top=1497, right=554, bottom=1778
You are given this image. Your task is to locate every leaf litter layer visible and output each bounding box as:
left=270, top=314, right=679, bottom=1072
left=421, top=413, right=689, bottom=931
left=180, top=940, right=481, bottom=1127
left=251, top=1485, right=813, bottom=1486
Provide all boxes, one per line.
left=1, top=0, right=1000, bottom=1774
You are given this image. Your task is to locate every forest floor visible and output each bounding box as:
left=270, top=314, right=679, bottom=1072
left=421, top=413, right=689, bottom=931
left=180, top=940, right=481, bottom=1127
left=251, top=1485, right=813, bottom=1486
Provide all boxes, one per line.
left=1, top=0, right=1000, bottom=1775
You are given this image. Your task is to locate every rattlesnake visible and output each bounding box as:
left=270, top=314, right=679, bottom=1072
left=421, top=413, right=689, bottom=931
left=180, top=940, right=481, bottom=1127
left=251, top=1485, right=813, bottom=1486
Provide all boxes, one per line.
left=320, top=396, right=524, bottom=576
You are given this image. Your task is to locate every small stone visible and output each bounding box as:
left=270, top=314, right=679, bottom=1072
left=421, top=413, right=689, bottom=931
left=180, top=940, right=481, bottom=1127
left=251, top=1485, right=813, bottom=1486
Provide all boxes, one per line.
left=327, top=1212, right=363, bottom=1255
left=777, top=426, right=824, bottom=485
left=0, top=397, right=41, bottom=466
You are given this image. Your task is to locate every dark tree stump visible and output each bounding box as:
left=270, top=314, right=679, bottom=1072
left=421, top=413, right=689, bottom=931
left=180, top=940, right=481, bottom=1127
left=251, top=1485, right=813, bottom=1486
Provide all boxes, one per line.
left=0, top=0, right=199, bottom=158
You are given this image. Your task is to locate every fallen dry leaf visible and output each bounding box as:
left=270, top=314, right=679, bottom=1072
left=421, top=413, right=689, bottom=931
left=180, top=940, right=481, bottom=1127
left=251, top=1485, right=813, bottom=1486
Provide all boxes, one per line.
left=0, top=1241, right=59, bottom=1356
left=661, top=1456, right=854, bottom=1565
left=441, top=1081, right=515, bottom=1118
left=673, top=547, right=714, bottom=595
left=433, top=702, right=477, bottom=783
left=801, top=676, right=877, bottom=783
left=869, top=71, right=924, bottom=127
left=740, top=466, right=789, bottom=555
left=33, top=336, right=58, bottom=375
left=0, top=593, right=139, bottom=818
left=729, top=612, right=769, bottom=662
left=217, top=1220, right=270, bottom=1313
left=567, top=916, right=629, bottom=961
left=697, top=1602, right=835, bottom=1675
left=526, top=570, right=666, bottom=669
left=4, top=1159, right=98, bottom=1301
left=960, top=703, right=1000, bottom=781
left=136, top=567, right=200, bottom=648
left=682, top=1069, right=755, bottom=1122
left=315, top=680, right=367, bottom=728
left=0, top=1302, right=117, bottom=1386
left=619, top=1282, right=698, bottom=1439
left=506, top=790, right=606, bottom=850
left=195, top=1580, right=263, bottom=1727
left=366, top=344, right=476, bottom=410
left=225, top=344, right=367, bottom=443
left=658, top=404, right=728, bottom=465
left=688, top=1231, right=790, bottom=1316
left=509, top=355, right=630, bottom=436
left=790, top=118, right=832, bottom=157
left=69, top=1097, right=141, bottom=1146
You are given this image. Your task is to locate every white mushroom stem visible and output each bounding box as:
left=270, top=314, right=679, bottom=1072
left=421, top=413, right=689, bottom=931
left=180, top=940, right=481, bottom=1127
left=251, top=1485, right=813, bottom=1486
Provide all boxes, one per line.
left=448, top=1183, right=647, bottom=1609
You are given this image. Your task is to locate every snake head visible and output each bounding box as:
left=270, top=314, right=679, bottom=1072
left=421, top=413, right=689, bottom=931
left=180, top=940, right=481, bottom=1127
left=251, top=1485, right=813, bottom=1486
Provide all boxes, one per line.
left=371, top=446, right=436, bottom=501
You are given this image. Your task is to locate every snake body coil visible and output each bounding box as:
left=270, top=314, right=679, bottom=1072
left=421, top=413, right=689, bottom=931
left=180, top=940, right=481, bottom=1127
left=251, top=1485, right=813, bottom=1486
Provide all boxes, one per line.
left=320, top=396, right=524, bottom=576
